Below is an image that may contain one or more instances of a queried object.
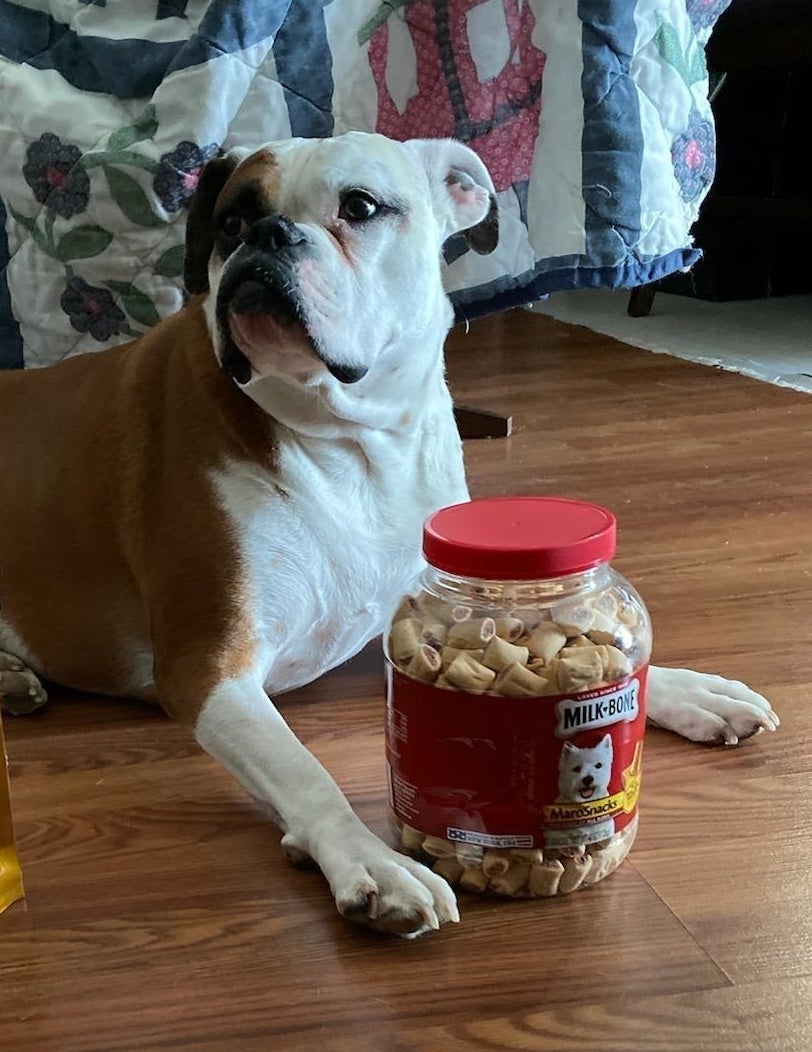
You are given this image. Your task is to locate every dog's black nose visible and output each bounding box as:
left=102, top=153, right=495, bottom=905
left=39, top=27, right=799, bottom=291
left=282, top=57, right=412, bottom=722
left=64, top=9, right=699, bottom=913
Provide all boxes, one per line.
left=326, top=361, right=368, bottom=384
left=246, top=214, right=306, bottom=252
left=582, top=775, right=594, bottom=787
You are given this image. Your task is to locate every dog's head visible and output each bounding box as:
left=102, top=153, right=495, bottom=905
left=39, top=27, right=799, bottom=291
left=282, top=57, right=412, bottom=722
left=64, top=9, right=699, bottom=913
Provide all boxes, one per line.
left=184, top=133, right=497, bottom=404
left=558, top=735, right=613, bottom=803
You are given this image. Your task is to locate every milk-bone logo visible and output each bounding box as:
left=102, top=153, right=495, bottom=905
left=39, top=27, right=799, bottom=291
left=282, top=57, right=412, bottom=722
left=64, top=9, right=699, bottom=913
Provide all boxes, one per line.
left=555, top=680, right=640, bottom=736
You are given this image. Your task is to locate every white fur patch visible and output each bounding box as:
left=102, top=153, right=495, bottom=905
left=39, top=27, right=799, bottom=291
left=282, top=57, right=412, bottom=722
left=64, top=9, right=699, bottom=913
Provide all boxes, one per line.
left=211, top=399, right=468, bottom=695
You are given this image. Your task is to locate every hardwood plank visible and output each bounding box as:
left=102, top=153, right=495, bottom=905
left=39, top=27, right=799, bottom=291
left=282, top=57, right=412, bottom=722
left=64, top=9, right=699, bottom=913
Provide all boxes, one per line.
left=285, top=978, right=812, bottom=1052
left=2, top=307, right=811, bottom=1051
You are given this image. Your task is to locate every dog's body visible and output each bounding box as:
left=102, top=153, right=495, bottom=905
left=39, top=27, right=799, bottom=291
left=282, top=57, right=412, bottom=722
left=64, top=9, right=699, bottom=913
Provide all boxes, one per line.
left=0, top=132, right=778, bottom=936
left=0, top=299, right=462, bottom=703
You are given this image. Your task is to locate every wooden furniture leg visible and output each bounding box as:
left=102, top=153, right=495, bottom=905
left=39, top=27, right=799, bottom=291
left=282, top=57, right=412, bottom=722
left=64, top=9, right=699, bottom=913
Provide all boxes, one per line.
left=454, top=404, right=512, bottom=439
left=627, top=283, right=658, bottom=317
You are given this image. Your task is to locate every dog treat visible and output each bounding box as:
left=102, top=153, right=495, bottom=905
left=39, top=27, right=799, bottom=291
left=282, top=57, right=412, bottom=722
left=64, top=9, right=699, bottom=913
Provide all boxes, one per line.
left=388, top=590, right=641, bottom=697
left=493, top=661, right=551, bottom=697
left=481, top=849, right=512, bottom=877
left=444, top=651, right=496, bottom=692
left=508, top=848, right=545, bottom=864
left=459, top=865, right=489, bottom=893
left=422, top=835, right=457, bottom=859
left=550, top=601, right=594, bottom=636
left=489, top=861, right=531, bottom=896
left=481, top=635, right=530, bottom=672
left=399, top=823, right=425, bottom=853
left=441, top=645, right=484, bottom=671
left=454, top=841, right=484, bottom=866
left=558, top=853, right=594, bottom=894
left=406, top=643, right=442, bottom=683
left=392, top=596, right=418, bottom=624
left=526, top=623, right=568, bottom=663
left=597, top=644, right=633, bottom=682
left=446, top=618, right=496, bottom=649
left=553, top=648, right=605, bottom=692
left=587, top=611, right=632, bottom=650
left=494, top=617, right=525, bottom=642
left=390, top=617, right=422, bottom=663
left=432, top=856, right=464, bottom=884
left=528, top=859, right=565, bottom=897
left=420, top=619, right=448, bottom=648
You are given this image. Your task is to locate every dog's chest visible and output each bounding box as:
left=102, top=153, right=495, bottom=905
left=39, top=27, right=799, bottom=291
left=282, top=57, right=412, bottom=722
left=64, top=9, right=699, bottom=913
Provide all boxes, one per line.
left=213, top=427, right=466, bottom=694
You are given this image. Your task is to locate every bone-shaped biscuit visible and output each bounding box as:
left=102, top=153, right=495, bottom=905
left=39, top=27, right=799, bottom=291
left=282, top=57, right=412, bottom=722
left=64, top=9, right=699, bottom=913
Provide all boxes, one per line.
left=447, top=618, right=497, bottom=649
left=526, top=623, right=567, bottom=663
left=528, top=859, right=565, bottom=896
left=493, top=661, right=551, bottom=697
left=445, top=652, right=496, bottom=692
left=557, top=854, right=594, bottom=893
left=390, top=617, right=422, bottom=663
left=405, top=643, right=442, bottom=683
left=482, top=635, right=530, bottom=671
left=489, top=861, right=531, bottom=896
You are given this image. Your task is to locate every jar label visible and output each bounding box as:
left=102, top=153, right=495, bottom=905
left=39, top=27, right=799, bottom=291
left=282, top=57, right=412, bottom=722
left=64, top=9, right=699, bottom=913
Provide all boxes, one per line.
left=386, top=663, right=648, bottom=849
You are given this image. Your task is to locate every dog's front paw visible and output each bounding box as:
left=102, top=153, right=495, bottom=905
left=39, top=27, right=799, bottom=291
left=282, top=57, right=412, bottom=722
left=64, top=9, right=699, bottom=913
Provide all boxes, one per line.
left=0, top=652, right=48, bottom=715
left=315, top=824, right=459, bottom=938
left=647, top=666, right=779, bottom=746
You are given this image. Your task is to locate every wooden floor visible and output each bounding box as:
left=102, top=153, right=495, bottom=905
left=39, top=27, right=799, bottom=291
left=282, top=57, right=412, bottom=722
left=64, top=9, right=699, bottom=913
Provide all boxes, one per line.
left=2, top=307, right=811, bottom=1051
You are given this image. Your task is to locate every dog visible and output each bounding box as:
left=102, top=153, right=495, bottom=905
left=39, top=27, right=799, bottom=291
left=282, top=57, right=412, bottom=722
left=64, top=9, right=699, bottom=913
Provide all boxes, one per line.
left=557, top=736, right=613, bottom=804
left=0, top=132, right=779, bottom=937
left=556, top=736, right=616, bottom=844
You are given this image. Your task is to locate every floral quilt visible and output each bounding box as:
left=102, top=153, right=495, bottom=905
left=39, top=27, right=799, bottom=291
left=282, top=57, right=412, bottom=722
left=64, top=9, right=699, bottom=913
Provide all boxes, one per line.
left=0, top=0, right=730, bottom=369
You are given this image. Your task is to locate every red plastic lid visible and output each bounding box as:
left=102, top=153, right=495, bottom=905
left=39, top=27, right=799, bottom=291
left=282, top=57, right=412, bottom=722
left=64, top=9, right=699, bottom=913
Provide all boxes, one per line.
left=423, top=497, right=617, bottom=580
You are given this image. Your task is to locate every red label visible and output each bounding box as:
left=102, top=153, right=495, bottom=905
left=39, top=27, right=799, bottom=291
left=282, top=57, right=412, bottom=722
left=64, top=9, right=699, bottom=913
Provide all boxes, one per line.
left=386, top=663, right=648, bottom=850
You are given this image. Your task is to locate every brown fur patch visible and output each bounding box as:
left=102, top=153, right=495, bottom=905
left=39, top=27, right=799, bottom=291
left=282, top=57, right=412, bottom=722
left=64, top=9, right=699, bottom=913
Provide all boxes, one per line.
left=0, top=298, right=277, bottom=724
left=214, top=147, right=282, bottom=223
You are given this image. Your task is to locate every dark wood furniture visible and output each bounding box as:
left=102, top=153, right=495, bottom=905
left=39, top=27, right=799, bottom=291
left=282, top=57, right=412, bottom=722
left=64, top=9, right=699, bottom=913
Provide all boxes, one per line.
left=629, top=0, right=812, bottom=315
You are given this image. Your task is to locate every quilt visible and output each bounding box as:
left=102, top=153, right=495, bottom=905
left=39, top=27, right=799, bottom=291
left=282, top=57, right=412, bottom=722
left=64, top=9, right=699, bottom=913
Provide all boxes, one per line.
left=0, top=0, right=730, bottom=369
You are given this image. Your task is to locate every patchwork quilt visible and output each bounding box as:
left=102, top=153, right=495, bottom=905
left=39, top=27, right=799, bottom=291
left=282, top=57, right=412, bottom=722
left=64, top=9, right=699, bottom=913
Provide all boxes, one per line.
left=0, top=0, right=730, bottom=369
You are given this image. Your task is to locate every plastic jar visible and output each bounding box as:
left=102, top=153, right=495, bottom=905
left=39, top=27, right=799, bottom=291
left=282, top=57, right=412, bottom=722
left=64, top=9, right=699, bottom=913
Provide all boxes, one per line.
left=384, top=496, right=652, bottom=898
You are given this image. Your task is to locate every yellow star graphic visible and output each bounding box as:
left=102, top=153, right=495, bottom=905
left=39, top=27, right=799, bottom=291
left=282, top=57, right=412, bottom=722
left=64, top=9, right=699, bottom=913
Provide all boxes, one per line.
left=622, top=741, right=644, bottom=813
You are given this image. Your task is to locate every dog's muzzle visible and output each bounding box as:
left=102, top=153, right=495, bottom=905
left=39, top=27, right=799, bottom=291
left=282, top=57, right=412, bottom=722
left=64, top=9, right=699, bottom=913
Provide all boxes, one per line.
left=215, top=216, right=368, bottom=386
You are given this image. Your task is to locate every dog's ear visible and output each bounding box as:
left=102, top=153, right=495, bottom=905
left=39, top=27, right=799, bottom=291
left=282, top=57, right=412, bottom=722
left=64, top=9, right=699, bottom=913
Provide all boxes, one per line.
left=183, top=154, right=241, bottom=295
left=560, top=741, right=577, bottom=763
left=406, top=138, right=499, bottom=255
left=600, top=733, right=613, bottom=749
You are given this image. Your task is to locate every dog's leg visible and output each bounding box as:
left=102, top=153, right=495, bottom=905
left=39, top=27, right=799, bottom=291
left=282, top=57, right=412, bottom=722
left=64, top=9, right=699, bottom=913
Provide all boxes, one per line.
left=0, top=651, right=48, bottom=715
left=647, top=666, right=779, bottom=745
left=193, top=675, right=459, bottom=937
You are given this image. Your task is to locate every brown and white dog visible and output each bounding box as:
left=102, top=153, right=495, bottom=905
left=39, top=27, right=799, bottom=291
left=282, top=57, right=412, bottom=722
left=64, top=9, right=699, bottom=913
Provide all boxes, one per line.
left=0, top=132, right=778, bottom=937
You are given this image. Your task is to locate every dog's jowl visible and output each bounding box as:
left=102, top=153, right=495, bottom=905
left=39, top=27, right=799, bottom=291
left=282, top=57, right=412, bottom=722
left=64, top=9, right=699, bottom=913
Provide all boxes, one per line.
left=0, top=132, right=778, bottom=936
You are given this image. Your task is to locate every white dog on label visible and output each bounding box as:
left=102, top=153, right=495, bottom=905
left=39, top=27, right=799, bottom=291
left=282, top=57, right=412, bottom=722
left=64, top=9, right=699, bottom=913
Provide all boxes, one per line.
left=557, top=736, right=614, bottom=804
left=556, top=735, right=616, bottom=843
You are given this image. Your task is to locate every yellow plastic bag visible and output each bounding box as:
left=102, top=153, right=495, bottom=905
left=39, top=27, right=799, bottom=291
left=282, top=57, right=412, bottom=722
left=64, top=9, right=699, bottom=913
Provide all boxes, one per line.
left=0, top=710, right=23, bottom=914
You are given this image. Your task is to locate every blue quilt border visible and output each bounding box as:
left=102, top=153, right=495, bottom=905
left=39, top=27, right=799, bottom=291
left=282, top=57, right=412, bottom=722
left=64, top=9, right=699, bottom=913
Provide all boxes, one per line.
left=0, top=195, right=24, bottom=370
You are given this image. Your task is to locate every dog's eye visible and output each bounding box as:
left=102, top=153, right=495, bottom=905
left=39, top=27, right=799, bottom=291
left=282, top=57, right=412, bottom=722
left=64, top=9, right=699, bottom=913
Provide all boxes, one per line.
left=219, top=212, right=246, bottom=238
left=573, top=766, right=582, bottom=773
left=339, top=190, right=379, bottom=223
left=595, top=763, right=603, bottom=769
